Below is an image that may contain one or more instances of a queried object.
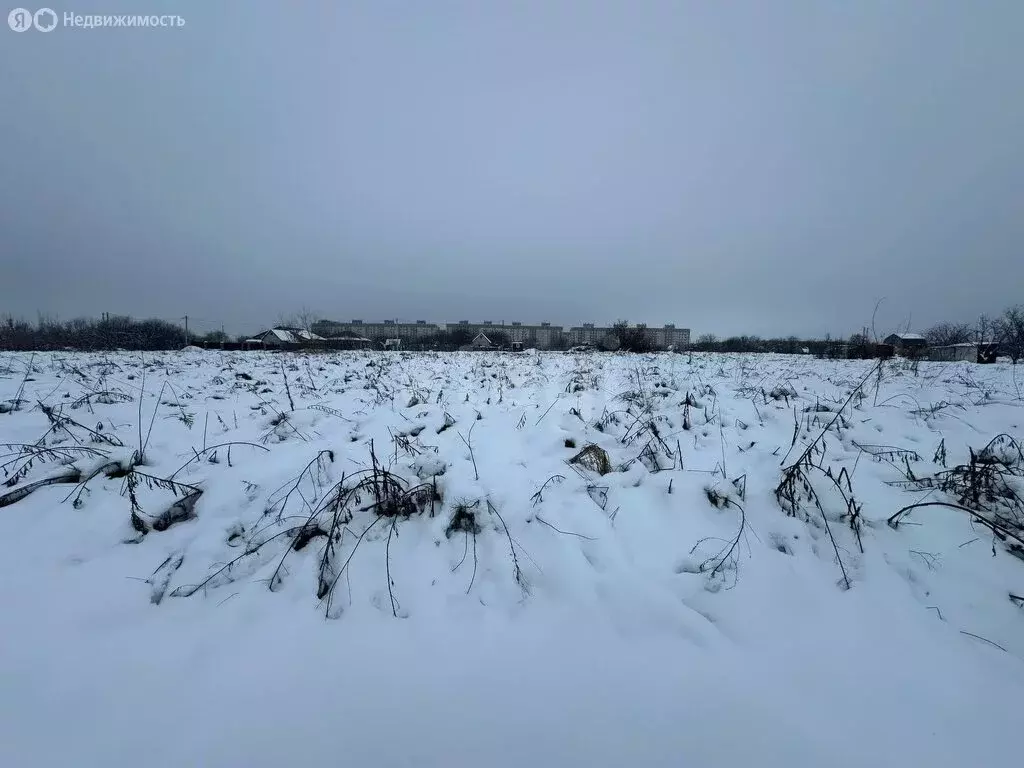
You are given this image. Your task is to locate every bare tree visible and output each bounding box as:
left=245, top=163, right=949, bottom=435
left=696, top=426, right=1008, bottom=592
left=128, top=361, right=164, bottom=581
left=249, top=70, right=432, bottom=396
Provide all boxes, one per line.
left=848, top=332, right=873, bottom=358
left=295, top=306, right=319, bottom=334
left=976, top=314, right=996, bottom=344
left=693, top=333, right=718, bottom=351
left=995, top=306, right=1024, bottom=363
left=612, top=320, right=655, bottom=352
left=925, top=322, right=972, bottom=346
left=869, top=297, right=886, bottom=343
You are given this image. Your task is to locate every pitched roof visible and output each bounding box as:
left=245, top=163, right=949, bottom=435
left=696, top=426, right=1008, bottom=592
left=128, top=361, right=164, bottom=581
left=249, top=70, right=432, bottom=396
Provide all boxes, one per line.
left=254, top=328, right=325, bottom=343
left=267, top=329, right=297, bottom=343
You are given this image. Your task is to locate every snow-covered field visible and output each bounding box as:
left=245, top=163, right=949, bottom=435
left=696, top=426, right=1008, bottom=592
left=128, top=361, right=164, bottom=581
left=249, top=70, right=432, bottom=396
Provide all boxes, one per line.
left=1, top=349, right=1023, bottom=767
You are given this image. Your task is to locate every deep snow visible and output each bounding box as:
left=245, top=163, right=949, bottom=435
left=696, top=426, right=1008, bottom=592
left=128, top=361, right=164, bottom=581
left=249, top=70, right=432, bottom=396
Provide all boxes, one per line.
left=1, top=349, right=1022, bottom=767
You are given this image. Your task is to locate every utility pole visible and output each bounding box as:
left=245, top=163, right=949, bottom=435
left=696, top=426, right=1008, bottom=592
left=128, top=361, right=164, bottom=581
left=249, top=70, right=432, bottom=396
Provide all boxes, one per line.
left=183, top=315, right=189, bottom=346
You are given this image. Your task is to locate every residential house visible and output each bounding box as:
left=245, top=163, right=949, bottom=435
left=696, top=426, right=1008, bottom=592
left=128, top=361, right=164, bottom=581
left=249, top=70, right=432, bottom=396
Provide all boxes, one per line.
left=245, top=328, right=325, bottom=349
left=883, top=333, right=928, bottom=358
left=468, top=332, right=495, bottom=350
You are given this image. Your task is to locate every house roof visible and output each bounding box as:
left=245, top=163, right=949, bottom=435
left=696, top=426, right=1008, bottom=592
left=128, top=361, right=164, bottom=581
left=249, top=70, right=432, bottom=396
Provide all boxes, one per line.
left=255, top=328, right=325, bottom=343
left=891, top=333, right=926, bottom=341
left=267, top=329, right=298, bottom=343
left=471, top=332, right=493, bottom=345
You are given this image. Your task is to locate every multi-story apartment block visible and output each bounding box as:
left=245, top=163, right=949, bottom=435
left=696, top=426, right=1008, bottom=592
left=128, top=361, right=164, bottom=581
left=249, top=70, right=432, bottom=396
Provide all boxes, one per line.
left=651, top=323, right=691, bottom=349
left=454, top=321, right=564, bottom=349
left=312, top=319, right=441, bottom=343
left=566, top=323, right=613, bottom=347
left=311, top=318, right=688, bottom=351
left=567, top=322, right=691, bottom=350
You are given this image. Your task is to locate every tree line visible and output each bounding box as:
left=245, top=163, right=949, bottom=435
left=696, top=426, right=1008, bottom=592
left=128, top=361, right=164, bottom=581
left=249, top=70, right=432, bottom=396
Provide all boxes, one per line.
left=693, top=305, right=1023, bottom=363
left=0, top=314, right=222, bottom=351
left=2, top=305, right=1021, bottom=361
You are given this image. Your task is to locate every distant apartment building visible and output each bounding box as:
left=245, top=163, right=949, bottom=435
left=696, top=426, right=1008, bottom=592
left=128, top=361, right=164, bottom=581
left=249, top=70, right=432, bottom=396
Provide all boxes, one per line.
left=507, top=321, right=563, bottom=349
left=651, top=324, right=691, bottom=349
left=454, top=320, right=564, bottom=349
left=310, top=318, right=688, bottom=351
left=567, top=322, right=691, bottom=350
left=567, top=323, right=610, bottom=347
left=312, top=319, right=440, bottom=344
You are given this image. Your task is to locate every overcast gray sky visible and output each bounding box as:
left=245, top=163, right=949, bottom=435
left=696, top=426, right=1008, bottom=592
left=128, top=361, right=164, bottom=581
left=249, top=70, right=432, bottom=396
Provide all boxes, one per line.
left=1, top=1, right=1021, bottom=338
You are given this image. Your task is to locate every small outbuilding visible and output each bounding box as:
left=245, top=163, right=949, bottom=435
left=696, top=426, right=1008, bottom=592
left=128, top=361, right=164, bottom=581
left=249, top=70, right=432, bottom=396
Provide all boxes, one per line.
left=324, top=334, right=373, bottom=350
left=930, top=343, right=978, bottom=363
left=930, top=342, right=999, bottom=364
left=883, top=333, right=928, bottom=358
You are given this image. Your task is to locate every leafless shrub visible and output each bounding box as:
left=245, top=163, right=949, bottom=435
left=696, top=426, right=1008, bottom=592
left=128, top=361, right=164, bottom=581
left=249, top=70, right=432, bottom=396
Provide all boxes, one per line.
left=123, top=470, right=202, bottom=536
left=147, top=551, right=185, bottom=605
left=1, top=443, right=108, bottom=488
left=486, top=499, right=525, bottom=592
left=774, top=362, right=880, bottom=588
left=68, top=391, right=133, bottom=413
left=458, top=421, right=479, bottom=481
left=690, top=493, right=748, bottom=589
left=530, top=474, right=566, bottom=506
left=169, top=444, right=441, bottom=618
left=307, top=403, right=353, bottom=422
left=281, top=361, right=295, bottom=411
left=37, top=401, right=124, bottom=447
left=586, top=485, right=609, bottom=510
left=888, top=434, right=1024, bottom=557
left=446, top=500, right=482, bottom=538
left=4, top=352, right=36, bottom=413
left=167, top=441, right=269, bottom=479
